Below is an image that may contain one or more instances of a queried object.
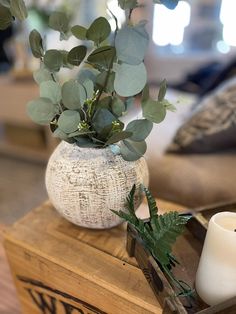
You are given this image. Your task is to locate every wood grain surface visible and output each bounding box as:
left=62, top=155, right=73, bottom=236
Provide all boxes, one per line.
left=0, top=225, right=21, bottom=314
left=4, top=199, right=186, bottom=314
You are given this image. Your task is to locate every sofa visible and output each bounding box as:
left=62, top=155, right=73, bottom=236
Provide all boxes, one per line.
left=145, top=88, right=236, bottom=208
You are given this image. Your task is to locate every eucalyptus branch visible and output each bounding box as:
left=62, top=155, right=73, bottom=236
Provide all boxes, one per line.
left=87, top=90, right=99, bottom=119
left=84, top=60, right=107, bottom=72
left=81, top=107, right=88, bottom=121
left=50, top=73, right=57, bottom=83
left=128, top=8, right=134, bottom=21
left=95, top=55, right=115, bottom=104
left=95, top=9, right=119, bottom=104
left=58, top=102, right=64, bottom=114
left=107, top=8, right=119, bottom=44
left=24, top=0, right=180, bottom=158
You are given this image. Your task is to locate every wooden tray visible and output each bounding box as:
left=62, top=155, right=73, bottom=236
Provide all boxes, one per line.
left=127, top=200, right=236, bottom=314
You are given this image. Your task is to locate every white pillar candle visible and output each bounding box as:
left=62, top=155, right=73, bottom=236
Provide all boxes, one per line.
left=195, top=212, right=236, bottom=306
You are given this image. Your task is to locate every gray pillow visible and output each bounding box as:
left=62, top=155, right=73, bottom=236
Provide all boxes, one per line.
left=168, top=78, right=236, bottom=153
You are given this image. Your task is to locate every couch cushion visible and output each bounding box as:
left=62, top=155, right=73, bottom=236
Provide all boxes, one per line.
left=148, top=153, right=236, bottom=208
left=168, top=77, right=236, bottom=153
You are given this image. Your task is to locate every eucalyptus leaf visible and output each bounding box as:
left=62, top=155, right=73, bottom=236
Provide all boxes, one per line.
left=126, top=119, right=153, bottom=141
left=27, top=98, right=57, bottom=125
left=62, top=79, right=86, bottom=109
left=0, top=0, right=10, bottom=8
left=125, top=97, right=135, bottom=111
left=106, top=131, right=132, bottom=145
left=71, top=25, right=87, bottom=40
left=111, top=97, right=125, bottom=117
left=60, top=50, right=73, bottom=69
left=120, top=139, right=147, bottom=161
left=0, top=5, right=12, bottom=30
left=53, top=128, right=68, bottom=140
left=49, top=11, right=69, bottom=35
left=68, top=130, right=95, bottom=138
left=115, top=24, right=149, bottom=65
left=92, top=108, right=116, bottom=134
left=142, top=84, right=150, bottom=104
left=82, top=79, right=94, bottom=99
left=67, top=45, right=87, bottom=66
left=114, top=62, right=147, bottom=97
left=88, top=46, right=115, bottom=70
left=58, top=110, right=81, bottom=133
left=124, top=139, right=147, bottom=155
left=164, top=100, right=177, bottom=112
left=93, top=137, right=107, bottom=145
left=77, top=68, right=100, bottom=84
left=44, top=50, right=63, bottom=72
left=97, top=125, right=113, bottom=141
left=97, top=96, right=112, bottom=110
left=10, top=0, right=27, bottom=21
left=60, top=32, right=70, bottom=41
left=40, top=81, right=61, bottom=104
left=96, top=71, right=115, bottom=93
left=142, top=99, right=167, bottom=124
left=33, top=68, right=53, bottom=84
left=87, top=17, right=111, bottom=45
left=153, top=0, right=179, bottom=10
left=118, top=0, right=137, bottom=9
left=158, top=79, right=167, bottom=101
left=29, top=29, right=44, bottom=58
left=64, top=138, right=77, bottom=144
left=76, top=137, right=101, bottom=148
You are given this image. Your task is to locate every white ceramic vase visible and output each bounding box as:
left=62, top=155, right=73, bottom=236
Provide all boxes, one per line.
left=45, top=141, right=149, bottom=229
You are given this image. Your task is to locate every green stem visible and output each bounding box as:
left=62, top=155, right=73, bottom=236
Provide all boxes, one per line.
left=107, top=8, right=119, bottom=45
left=95, top=10, right=119, bottom=105
left=128, top=8, right=134, bottom=21
left=162, top=265, right=193, bottom=297
left=51, top=72, right=57, bottom=83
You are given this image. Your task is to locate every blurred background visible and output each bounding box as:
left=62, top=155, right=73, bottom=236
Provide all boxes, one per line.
left=0, top=0, right=236, bottom=224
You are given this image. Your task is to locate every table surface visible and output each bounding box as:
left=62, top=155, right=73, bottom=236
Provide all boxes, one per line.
left=3, top=199, right=186, bottom=314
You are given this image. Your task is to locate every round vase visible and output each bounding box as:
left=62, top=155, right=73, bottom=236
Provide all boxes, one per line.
left=45, top=141, right=149, bottom=229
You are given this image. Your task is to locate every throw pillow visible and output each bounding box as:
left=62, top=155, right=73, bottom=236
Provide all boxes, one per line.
left=168, top=77, right=236, bottom=153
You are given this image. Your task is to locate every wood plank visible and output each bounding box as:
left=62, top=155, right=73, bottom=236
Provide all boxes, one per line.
left=4, top=199, right=186, bottom=314
left=0, top=225, right=21, bottom=314
left=4, top=202, right=161, bottom=313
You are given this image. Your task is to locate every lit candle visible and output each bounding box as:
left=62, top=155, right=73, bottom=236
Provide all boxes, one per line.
left=195, top=212, right=236, bottom=306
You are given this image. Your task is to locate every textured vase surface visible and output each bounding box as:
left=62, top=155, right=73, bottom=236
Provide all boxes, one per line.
left=45, top=141, right=149, bottom=229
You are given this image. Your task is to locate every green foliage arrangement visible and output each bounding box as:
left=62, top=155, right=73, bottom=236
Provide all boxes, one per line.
left=113, top=185, right=194, bottom=297
left=0, top=0, right=180, bottom=161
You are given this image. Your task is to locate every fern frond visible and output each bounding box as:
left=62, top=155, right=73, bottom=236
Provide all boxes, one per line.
left=127, top=184, right=136, bottom=215
left=142, top=185, right=158, bottom=219
left=151, top=212, right=190, bottom=265
left=112, top=186, right=193, bottom=299
left=111, top=209, right=137, bottom=225
left=111, top=185, right=139, bottom=225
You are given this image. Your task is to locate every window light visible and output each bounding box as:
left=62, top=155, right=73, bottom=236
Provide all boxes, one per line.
left=152, top=1, right=191, bottom=46
left=220, top=0, right=236, bottom=46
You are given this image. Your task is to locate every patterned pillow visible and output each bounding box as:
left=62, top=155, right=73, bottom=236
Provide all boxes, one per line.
left=168, top=78, right=236, bottom=153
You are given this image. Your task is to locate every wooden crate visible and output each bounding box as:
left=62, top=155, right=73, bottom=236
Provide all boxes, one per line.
left=0, top=225, right=21, bottom=314
left=3, top=200, right=185, bottom=314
